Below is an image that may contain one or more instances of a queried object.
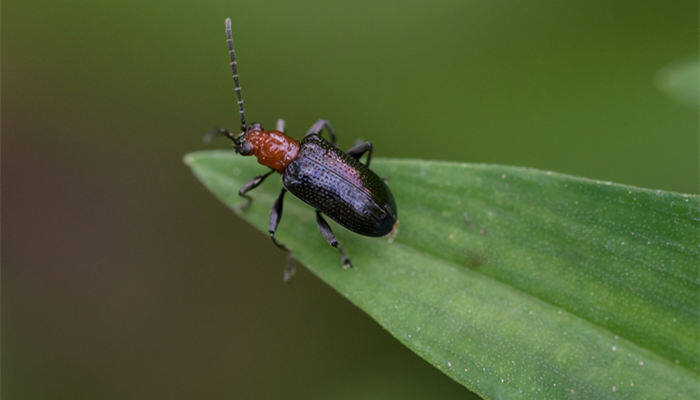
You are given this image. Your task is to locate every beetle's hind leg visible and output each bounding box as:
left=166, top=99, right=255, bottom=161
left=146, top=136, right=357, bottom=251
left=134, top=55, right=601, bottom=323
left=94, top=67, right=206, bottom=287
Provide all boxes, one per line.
left=315, top=211, right=353, bottom=269
left=347, top=140, right=373, bottom=167
left=305, top=119, right=337, bottom=146
left=233, top=169, right=275, bottom=212
left=269, top=188, right=296, bottom=281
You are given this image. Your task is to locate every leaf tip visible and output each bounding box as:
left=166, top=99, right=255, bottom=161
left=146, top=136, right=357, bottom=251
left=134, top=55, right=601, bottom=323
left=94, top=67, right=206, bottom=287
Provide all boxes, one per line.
left=183, top=153, right=197, bottom=166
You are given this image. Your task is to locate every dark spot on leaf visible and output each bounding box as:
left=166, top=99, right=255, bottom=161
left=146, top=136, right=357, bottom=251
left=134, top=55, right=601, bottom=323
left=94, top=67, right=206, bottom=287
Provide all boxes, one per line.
left=465, top=252, right=486, bottom=268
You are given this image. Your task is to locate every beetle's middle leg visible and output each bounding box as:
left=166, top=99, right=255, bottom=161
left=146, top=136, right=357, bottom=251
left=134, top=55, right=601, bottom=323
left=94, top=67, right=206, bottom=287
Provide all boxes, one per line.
left=347, top=140, right=373, bottom=167
left=234, top=169, right=275, bottom=212
left=305, top=119, right=337, bottom=146
left=269, top=188, right=296, bottom=281
left=315, top=211, right=353, bottom=269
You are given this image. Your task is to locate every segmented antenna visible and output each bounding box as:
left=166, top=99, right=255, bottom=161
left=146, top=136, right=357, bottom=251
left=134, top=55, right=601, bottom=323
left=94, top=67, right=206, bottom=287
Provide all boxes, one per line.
left=225, top=18, right=246, bottom=133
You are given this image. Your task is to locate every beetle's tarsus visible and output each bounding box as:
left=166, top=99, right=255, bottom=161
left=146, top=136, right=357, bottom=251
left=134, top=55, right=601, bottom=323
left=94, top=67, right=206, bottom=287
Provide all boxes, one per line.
left=234, top=169, right=275, bottom=212
left=270, top=233, right=290, bottom=252
left=283, top=253, right=296, bottom=282
left=315, top=211, right=354, bottom=270
left=204, top=128, right=235, bottom=143
left=341, top=255, right=353, bottom=269
left=268, top=189, right=296, bottom=280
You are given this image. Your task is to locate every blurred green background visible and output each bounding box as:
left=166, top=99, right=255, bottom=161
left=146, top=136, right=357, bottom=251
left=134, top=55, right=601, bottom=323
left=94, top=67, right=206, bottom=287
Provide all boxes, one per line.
left=3, top=0, right=697, bottom=399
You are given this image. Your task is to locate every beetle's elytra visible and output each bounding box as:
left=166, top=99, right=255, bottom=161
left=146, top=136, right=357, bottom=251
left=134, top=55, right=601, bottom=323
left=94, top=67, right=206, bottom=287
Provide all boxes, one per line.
left=207, top=18, right=398, bottom=281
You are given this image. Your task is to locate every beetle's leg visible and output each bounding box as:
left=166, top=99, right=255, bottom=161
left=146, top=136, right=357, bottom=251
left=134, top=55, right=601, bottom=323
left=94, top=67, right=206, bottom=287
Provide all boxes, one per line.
left=305, top=119, right=337, bottom=146
left=315, top=211, right=353, bottom=269
left=269, top=188, right=296, bottom=281
left=347, top=140, right=373, bottom=167
left=234, top=169, right=275, bottom=212
left=269, top=188, right=288, bottom=250
left=282, top=252, right=295, bottom=282
left=275, top=118, right=285, bottom=132
left=203, top=128, right=235, bottom=143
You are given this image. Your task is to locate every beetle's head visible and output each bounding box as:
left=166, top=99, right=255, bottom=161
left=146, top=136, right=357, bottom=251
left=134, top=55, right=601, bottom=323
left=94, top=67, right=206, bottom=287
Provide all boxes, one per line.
left=204, top=122, right=264, bottom=155
left=234, top=130, right=252, bottom=155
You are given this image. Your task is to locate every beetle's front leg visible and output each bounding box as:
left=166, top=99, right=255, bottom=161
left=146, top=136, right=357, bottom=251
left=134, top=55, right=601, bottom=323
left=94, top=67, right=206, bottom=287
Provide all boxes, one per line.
left=233, top=169, right=275, bottom=212
left=203, top=128, right=235, bottom=143
left=315, top=211, right=353, bottom=269
left=305, top=119, right=337, bottom=146
left=347, top=140, right=373, bottom=167
left=269, top=188, right=295, bottom=281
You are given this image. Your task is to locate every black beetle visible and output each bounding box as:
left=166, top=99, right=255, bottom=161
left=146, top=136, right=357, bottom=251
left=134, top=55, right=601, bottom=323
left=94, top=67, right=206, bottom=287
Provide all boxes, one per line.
left=207, top=18, right=398, bottom=280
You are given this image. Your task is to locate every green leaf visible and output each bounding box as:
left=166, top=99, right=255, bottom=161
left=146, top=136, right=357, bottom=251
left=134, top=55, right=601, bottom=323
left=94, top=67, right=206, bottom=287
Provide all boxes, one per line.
left=184, top=151, right=699, bottom=399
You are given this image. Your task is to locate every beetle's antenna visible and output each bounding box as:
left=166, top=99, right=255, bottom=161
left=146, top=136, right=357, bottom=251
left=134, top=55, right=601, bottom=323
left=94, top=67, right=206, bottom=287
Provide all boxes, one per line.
left=225, top=18, right=246, bottom=133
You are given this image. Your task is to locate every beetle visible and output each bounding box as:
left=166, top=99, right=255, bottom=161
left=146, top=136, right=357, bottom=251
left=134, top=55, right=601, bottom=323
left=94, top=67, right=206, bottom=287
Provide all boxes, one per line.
left=207, top=18, right=397, bottom=281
